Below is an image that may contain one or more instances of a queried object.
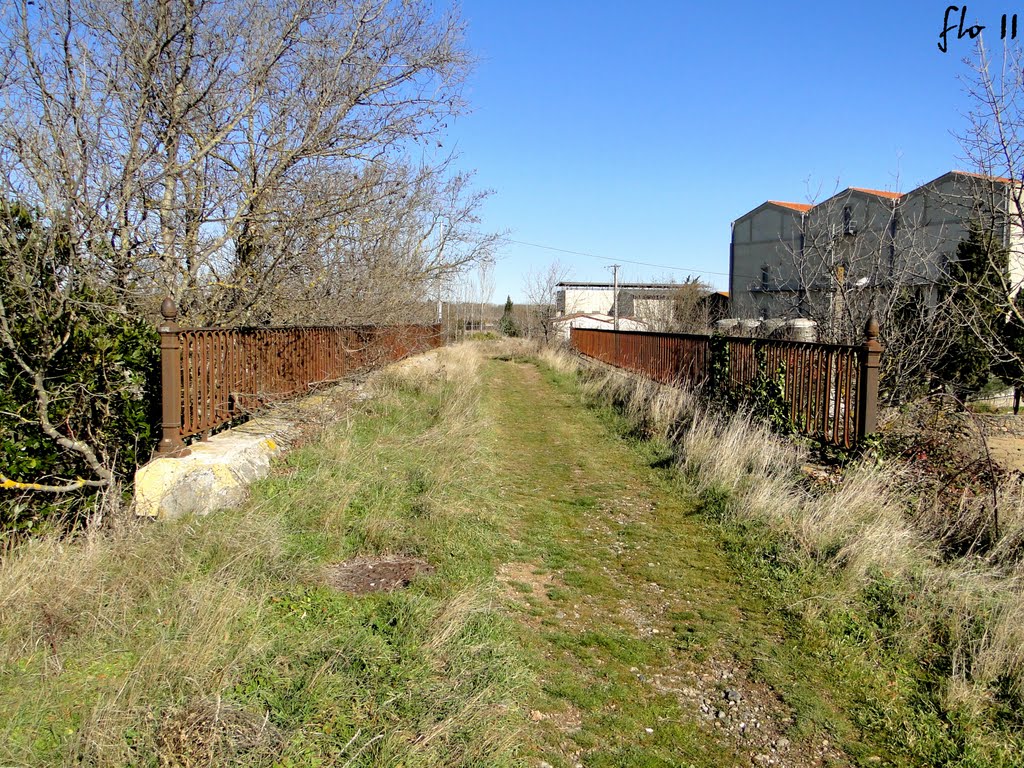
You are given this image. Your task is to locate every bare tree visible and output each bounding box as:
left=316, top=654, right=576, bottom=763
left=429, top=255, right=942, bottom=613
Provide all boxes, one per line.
left=768, top=183, right=963, bottom=402
left=0, top=0, right=493, bottom=500
left=523, top=260, right=570, bottom=343
left=0, top=0, right=486, bottom=322
left=952, top=37, right=1024, bottom=391
left=265, top=167, right=501, bottom=326
left=631, top=277, right=717, bottom=333
left=473, top=257, right=496, bottom=331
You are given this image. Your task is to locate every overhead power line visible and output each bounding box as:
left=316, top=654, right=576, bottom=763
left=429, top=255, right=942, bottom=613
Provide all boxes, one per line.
left=507, top=238, right=736, bottom=280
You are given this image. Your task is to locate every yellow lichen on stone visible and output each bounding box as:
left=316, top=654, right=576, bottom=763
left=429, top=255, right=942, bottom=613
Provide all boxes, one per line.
left=134, top=459, right=185, bottom=518
left=212, top=464, right=239, bottom=486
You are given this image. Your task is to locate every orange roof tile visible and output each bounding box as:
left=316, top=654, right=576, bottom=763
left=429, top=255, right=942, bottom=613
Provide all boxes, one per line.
left=951, top=169, right=1012, bottom=184
left=849, top=187, right=902, bottom=200
left=768, top=200, right=813, bottom=212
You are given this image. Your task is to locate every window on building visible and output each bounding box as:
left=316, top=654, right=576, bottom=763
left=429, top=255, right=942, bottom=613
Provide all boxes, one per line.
left=842, top=204, right=856, bottom=235
left=761, top=264, right=770, bottom=291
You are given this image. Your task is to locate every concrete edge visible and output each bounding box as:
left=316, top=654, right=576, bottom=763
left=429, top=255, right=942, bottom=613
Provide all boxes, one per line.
left=133, top=384, right=355, bottom=520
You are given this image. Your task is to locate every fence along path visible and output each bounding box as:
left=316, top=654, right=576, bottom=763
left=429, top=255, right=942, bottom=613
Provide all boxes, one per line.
left=569, top=321, right=881, bottom=448
left=156, top=298, right=442, bottom=457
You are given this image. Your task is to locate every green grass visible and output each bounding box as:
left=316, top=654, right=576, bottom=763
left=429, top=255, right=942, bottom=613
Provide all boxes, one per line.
left=0, top=347, right=526, bottom=767
left=4, top=341, right=1022, bottom=766
left=565, top=358, right=1024, bottom=767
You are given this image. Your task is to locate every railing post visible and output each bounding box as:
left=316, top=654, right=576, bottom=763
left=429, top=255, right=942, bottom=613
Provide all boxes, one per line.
left=857, top=315, right=882, bottom=441
left=156, top=297, right=190, bottom=457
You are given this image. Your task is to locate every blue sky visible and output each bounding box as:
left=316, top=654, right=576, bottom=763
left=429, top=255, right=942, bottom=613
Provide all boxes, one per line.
left=444, top=1, right=1004, bottom=302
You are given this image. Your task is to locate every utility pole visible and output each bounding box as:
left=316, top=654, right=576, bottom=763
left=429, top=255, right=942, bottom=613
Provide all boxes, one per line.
left=436, top=220, right=444, bottom=325
left=611, top=263, right=620, bottom=331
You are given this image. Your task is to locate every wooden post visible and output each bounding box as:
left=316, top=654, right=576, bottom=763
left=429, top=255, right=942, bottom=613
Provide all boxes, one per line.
left=857, top=315, right=882, bottom=441
left=156, top=297, right=190, bottom=457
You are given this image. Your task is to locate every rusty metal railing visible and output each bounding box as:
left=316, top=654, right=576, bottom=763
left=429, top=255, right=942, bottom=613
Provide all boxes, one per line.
left=572, top=328, right=713, bottom=388
left=156, top=298, right=443, bottom=456
left=570, top=320, right=881, bottom=447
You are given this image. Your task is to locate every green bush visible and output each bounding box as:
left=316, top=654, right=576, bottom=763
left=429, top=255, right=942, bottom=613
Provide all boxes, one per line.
left=0, top=300, right=159, bottom=533
left=0, top=203, right=159, bottom=533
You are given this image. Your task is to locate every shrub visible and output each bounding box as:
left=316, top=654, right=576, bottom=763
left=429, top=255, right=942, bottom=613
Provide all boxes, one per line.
left=0, top=202, right=159, bottom=533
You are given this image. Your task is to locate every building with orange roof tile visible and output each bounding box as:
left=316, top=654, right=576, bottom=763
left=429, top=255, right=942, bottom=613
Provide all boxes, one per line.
left=729, top=171, right=1024, bottom=341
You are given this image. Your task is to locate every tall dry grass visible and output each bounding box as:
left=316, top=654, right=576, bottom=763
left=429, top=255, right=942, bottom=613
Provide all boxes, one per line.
left=0, top=490, right=285, bottom=765
left=558, top=348, right=1024, bottom=718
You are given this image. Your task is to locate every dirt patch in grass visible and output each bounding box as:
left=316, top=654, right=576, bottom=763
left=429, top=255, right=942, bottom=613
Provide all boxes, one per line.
left=156, top=699, right=282, bottom=767
left=529, top=702, right=584, bottom=733
left=498, top=561, right=554, bottom=596
left=323, top=556, right=434, bottom=594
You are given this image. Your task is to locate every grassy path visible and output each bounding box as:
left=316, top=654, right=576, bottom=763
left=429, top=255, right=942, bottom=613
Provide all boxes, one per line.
left=483, top=356, right=874, bottom=768
left=1, top=346, right=905, bottom=767
left=485, top=358, right=745, bottom=766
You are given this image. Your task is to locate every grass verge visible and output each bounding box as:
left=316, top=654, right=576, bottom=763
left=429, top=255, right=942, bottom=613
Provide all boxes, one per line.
left=0, top=343, right=526, bottom=767
left=564, top=346, right=1024, bottom=766
left=6, top=337, right=1022, bottom=767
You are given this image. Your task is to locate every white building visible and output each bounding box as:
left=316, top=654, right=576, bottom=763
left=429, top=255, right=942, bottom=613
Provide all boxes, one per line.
left=556, top=281, right=677, bottom=318
left=551, top=312, right=649, bottom=341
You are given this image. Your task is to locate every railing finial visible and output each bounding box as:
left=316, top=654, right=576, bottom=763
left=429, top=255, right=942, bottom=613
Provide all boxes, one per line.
left=161, top=296, right=178, bottom=322
left=864, top=314, right=879, bottom=342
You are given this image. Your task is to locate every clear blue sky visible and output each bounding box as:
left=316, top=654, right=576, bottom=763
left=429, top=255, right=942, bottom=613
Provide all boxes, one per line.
left=444, top=0, right=1004, bottom=303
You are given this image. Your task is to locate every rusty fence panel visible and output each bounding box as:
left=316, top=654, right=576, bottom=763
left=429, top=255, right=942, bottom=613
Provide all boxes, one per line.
left=157, top=298, right=442, bottom=453
left=567, top=328, right=714, bottom=387
left=570, top=323, right=880, bottom=448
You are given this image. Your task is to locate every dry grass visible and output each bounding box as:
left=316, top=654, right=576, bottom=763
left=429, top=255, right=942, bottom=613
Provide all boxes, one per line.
left=679, top=408, right=800, bottom=495
left=534, top=343, right=578, bottom=375
left=580, top=366, right=700, bottom=446
left=154, top=697, right=282, bottom=768
left=568, top=353, right=1024, bottom=722
left=0, top=341, right=523, bottom=767
left=0, top=491, right=284, bottom=765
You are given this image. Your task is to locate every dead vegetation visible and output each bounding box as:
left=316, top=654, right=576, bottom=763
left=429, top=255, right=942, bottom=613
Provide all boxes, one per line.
left=155, top=698, right=283, bottom=768
left=550, top=344, right=1024, bottom=742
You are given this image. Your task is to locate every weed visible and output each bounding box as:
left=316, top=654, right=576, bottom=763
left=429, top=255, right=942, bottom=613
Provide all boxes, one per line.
left=0, top=343, right=525, bottom=767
